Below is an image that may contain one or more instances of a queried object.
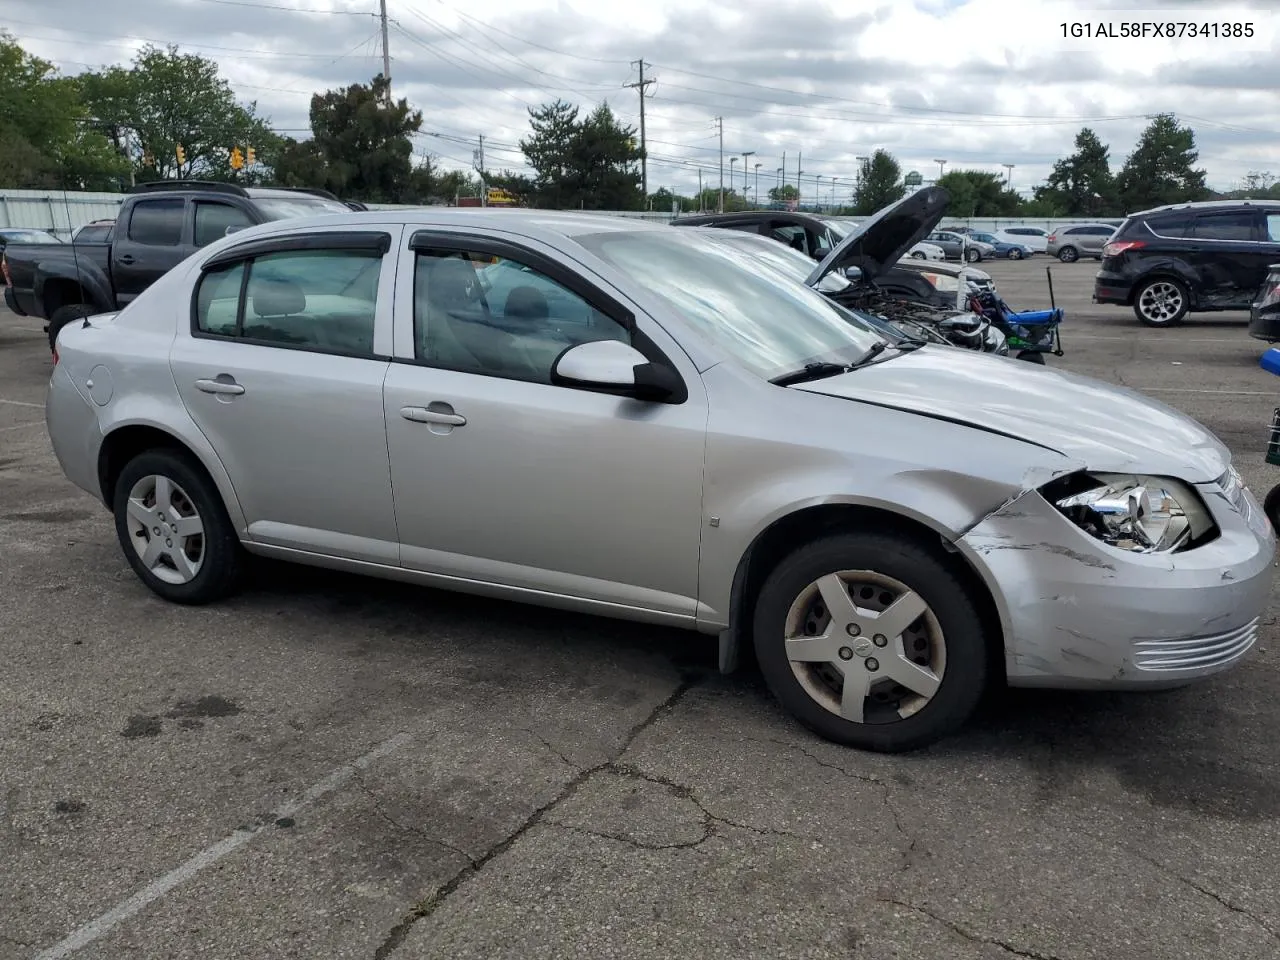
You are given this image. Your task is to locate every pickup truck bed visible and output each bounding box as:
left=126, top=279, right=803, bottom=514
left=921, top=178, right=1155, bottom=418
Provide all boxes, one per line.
left=4, top=241, right=112, bottom=321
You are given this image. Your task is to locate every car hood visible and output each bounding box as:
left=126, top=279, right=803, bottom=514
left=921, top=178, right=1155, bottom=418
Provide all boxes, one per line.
left=791, top=347, right=1230, bottom=483
left=806, top=186, right=950, bottom=287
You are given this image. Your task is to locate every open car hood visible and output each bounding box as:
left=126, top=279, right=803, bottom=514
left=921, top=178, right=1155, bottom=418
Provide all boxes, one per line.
left=805, top=186, right=950, bottom=288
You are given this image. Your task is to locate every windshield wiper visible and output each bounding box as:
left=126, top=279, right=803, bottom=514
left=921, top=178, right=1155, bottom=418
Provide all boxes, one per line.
left=848, top=340, right=890, bottom=369
left=769, top=361, right=853, bottom=386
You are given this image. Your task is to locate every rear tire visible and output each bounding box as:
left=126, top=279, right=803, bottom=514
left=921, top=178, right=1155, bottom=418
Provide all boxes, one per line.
left=112, top=449, right=242, bottom=604
left=1133, top=277, right=1189, bottom=327
left=1057, top=246, right=1079, bottom=263
left=965, top=248, right=982, bottom=263
left=47, top=304, right=94, bottom=353
left=752, top=532, right=989, bottom=752
left=1009, top=248, right=1024, bottom=261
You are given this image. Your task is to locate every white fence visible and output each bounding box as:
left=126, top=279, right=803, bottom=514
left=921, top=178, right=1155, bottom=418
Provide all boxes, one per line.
left=0, top=188, right=1115, bottom=237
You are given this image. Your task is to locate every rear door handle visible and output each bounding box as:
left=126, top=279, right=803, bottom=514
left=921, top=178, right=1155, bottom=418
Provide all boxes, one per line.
left=195, top=378, right=245, bottom=396
left=400, top=405, right=466, bottom=426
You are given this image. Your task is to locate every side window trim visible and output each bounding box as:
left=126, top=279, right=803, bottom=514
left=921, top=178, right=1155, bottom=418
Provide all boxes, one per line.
left=188, top=228, right=399, bottom=360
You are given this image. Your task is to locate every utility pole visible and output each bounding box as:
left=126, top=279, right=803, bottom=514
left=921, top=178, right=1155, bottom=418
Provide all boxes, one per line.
left=698, top=169, right=703, bottom=212
left=624, top=60, right=656, bottom=198
left=716, top=117, right=724, bottom=213
left=474, top=135, right=487, bottom=206
left=378, top=0, right=391, bottom=102
left=796, top=151, right=802, bottom=209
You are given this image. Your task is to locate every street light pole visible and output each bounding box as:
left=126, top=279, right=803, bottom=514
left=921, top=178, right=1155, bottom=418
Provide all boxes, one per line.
left=729, top=156, right=738, bottom=196
left=934, top=158, right=947, bottom=180
left=1002, top=163, right=1016, bottom=188
left=753, top=162, right=761, bottom=206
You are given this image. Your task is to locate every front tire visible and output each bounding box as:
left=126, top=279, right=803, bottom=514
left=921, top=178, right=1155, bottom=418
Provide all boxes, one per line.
left=112, top=449, right=242, bottom=604
left=1009, top=248, right=1024, bottom=261
left=1264, top=484, right=1280, bottom=534
left=47, top=304, right=93, bottom=353
left=965, top=248, right=982, bottom=263
left=1057, top=246, right=1079, bottom=263
left=752, top=532, right=989, bottom=753
left=911, top=251, right=926, bottom=260
left=1133, top=277, right=1189, bottom=327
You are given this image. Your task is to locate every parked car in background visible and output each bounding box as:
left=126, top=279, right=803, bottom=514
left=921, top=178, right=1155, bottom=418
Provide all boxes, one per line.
left=671, top=210, right=846, bottom=260
left=907, top=241, right=945, bottom=260
left=71, top=219, right=116, bottom=243
left=926, top=230, right=996, bottom=263
left=44, top=206, right=1274, bottom=752
left=2, top=180, right=351, bottom=350
left=0, top=228, right=62, bottom=252
left=965, top=231, right=1033, bottom=260
left=1047, top=223, right=1115, bottom=262
left=999, top=227, right=1050, bottom=253
left=1248, top=262, right=1280, bottom=342
left=1096, top=200, right=1280, bottom=326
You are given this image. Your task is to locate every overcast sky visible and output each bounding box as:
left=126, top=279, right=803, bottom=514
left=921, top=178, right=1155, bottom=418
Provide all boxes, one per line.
left=5, top=0, right=1279, bottom=203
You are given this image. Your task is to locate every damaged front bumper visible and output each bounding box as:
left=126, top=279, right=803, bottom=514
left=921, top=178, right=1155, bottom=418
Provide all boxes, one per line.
left=958, top=478, right=1275, bottom=689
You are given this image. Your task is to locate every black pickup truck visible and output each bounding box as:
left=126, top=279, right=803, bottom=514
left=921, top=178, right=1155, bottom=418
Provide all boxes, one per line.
left=2, top=181, right=352, bottom=350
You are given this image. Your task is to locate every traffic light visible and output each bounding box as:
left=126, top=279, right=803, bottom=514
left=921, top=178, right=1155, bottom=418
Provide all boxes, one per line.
left=175, top=144, right=186, bottom=166
left=229, top=147, right=244, bottom=170
left=142, top=150, right=155, bottom=168
left=245, top=146, right=255, bottom=166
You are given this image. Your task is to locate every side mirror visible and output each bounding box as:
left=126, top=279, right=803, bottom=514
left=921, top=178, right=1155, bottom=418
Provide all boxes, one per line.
left=550, top=339, right=681, bottom=402
left=813, top=245, right=831, bottom=260
left=843, top=266, right=863, bottom=282
left=225, top=225, right=246, bottom=236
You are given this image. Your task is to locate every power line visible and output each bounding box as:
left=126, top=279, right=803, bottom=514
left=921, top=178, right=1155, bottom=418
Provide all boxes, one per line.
left=186, top=0, right=377, bottom=13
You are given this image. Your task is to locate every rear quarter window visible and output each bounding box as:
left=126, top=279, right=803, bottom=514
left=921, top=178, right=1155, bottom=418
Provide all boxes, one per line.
left=1144, top=213, right=1193, bottom=238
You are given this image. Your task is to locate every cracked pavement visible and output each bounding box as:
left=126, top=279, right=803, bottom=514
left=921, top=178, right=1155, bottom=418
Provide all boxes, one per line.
left=3, top=261, right=1280, bottom=960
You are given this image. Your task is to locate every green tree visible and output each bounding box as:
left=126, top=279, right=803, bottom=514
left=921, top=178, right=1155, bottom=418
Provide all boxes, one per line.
left=519, top=99, right=581, bottom=208
left=852, top=149, right=906, bottom=215
left=79, top=44, right=278, bottom=183
left=0, top=33, right=128, bottom=189
left=273, top=74, right=421, bottom=202
left=1115, top=113, right=1208, bottom=212
left=936, top=170, right=1022, bottom=217
left=1034, top=127, right=1116, bottom=217
left=767, top=183, right=799, bottom=205
left=567, top=103, right=642, bottom=210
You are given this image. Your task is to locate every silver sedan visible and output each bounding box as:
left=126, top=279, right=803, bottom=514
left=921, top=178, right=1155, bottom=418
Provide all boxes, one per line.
left=45, top=207, right=1275, bottom=752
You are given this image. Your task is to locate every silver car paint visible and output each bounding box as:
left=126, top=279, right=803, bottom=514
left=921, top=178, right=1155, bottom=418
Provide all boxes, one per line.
left=46, top=208, right=1276, bottom=690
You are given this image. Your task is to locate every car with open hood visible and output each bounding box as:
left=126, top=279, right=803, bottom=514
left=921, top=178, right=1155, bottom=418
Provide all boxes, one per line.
left=44, top=207, right=1274, bottom=753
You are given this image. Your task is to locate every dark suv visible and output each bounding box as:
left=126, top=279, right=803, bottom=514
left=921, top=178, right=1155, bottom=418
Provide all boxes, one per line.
left=1094, top=200, right=1280, bottom=327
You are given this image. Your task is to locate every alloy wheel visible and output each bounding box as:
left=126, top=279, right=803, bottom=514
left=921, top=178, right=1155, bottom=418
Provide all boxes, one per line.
left=124, top=475, right=206, bottom=585
left=1138, top=281, right=1185, bottom=324
left=783, top=570, right=945, bottom=724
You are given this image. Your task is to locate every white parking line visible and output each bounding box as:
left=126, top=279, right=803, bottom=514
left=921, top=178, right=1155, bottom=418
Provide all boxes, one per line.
left=1069, top=335, right=1251, bottom=343
left=1136, top=388, right=1273, bottom=396
left=0, top=420, right=42, bottom=434
left=34, top=731, right=414, bottom=960
left=0, top=398, right=42, bottom=408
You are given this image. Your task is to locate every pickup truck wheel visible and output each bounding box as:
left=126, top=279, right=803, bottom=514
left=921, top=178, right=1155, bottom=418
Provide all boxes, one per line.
left=47, top=304, right=94, bottom=353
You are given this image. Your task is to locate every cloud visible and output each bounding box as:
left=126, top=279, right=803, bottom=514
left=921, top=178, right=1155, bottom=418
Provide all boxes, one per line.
left=7, top=0, right=1279, bottom=197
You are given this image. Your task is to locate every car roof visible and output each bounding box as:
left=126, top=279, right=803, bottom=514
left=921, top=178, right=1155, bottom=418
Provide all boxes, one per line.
left=1129, top=198, right=1280, bottom=218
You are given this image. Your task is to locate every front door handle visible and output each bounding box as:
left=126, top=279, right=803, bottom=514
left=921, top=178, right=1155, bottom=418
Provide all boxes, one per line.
left=117, top=255, right=136, bottom=265
left=400, top=405, right=466, bottom=427
left=195, top=378, right=245, bottom=396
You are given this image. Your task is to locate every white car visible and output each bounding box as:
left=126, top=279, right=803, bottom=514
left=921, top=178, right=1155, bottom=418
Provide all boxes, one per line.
left=904, top=241, right=944, bottom=261
left=995, top=227, right=1049, bottom=254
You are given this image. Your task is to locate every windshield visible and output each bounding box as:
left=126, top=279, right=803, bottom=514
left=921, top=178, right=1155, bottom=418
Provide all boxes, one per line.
left=702, top=232, right=851, bottom=293
left=576, top=229, right=888, bottom=380
left=251, top=196, right=352, bottom=220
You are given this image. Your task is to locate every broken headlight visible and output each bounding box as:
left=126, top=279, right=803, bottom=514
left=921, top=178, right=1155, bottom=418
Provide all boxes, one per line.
left=1048, top=473, right=1214, bottom=553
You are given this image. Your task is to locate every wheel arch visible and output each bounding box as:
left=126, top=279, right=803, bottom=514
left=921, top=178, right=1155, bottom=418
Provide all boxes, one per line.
left=719, top=502, right=1007, bottom=683
left=97, top=419, right=247, bottom=534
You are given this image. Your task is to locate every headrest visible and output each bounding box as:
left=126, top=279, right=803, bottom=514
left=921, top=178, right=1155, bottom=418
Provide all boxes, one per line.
left=250, top=278, right=306, bottom=317
left=427, top=257, right=478, bottom=310
left=504, top=285, right=548, bottom=320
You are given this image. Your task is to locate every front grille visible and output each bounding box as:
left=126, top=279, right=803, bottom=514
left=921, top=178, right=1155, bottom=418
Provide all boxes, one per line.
left=1267, top=409, right=1280, bottom=466
left=1133, top=618, right=1258, bottom=672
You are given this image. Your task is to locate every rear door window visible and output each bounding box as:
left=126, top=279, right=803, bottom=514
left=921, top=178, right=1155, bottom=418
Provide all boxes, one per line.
left=1264, top=214, right=1280, bottom=243
left=1189, top=211, right=1258, bottom=241
left=127, top=198, right=185, bottom=246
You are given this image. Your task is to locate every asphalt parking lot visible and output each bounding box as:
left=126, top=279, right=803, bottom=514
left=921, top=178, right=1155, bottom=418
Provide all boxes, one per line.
left=3, top=257, right=1279, bottom=960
